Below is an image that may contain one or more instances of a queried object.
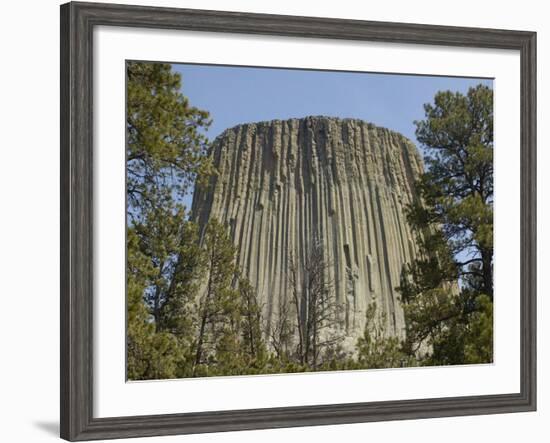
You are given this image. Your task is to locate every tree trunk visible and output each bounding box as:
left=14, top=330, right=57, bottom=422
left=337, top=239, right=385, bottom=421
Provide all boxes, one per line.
left=481, top=248, right=493, bottom=300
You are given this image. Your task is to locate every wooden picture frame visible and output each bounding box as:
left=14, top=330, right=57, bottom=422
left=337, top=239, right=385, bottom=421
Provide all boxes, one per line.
left=60, top=1, right=536, bottom=440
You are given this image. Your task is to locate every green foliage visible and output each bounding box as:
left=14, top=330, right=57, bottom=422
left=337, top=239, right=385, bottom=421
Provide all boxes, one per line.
left=399, top=84, right=494, bottom=366
left=412, top=84, right=494, bottom=298
left=355, top=303, right=411, bottom=369
left=237, top=278, right=269, bottom=371
left=126, top=61, right=213, bottom=215
left=126, top=62, right=213, bottom=380
left=463, top=293, right=493, bottom=364
left=127, top=229, right=185, bottom=380
left=193, top=223, right=269, bottom=377
left=193, top=219, right=239, bottom=375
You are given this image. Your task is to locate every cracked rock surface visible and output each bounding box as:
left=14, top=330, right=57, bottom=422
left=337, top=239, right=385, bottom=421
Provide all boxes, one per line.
left=192, top=116, right=424, bottom=346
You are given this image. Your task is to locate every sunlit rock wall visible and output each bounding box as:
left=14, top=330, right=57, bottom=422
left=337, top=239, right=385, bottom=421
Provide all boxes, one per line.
left=192, top=116, right=424, bottom=345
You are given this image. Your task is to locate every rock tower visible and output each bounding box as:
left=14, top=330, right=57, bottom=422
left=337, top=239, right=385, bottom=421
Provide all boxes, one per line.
left=191, top=116, right=424, bottom=347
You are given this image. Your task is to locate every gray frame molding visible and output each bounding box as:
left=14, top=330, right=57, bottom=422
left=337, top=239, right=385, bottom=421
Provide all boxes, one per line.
left=60, top=2, right=536, bottom=441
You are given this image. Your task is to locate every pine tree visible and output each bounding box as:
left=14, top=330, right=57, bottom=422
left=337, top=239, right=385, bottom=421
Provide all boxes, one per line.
left=126, top=62, right=213, bottom=379
left=355, top=302, right=410, bottom=369
left=127, top=228, right=184, bottom=380
left=238, top=278, right=268, bottom=372
left=399, top=84, right=494, bottom=365
left=126, top=61, right=213, bottom=217
left=193, top=219, right=239, bottom=376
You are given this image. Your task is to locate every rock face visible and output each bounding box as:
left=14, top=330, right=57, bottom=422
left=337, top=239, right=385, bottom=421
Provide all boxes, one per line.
left=191, top=116, right=424, bottom=347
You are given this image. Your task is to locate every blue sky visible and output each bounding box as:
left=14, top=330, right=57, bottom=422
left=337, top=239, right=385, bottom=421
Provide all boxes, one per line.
left=172, top=63, right=492, bottom=209
left=173, top=63, right=492, bottom=146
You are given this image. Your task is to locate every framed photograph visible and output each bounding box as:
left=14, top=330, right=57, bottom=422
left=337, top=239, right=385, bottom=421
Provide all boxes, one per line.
left=60, top=1, right=536, bottom=441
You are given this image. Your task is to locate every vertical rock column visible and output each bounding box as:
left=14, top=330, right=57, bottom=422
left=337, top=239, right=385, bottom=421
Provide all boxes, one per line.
left=191, top=116, right=424, bottom=348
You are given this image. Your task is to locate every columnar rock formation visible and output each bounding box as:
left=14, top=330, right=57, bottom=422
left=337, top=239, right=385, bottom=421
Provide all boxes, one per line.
left=191, top=116, right=424, bottom=348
